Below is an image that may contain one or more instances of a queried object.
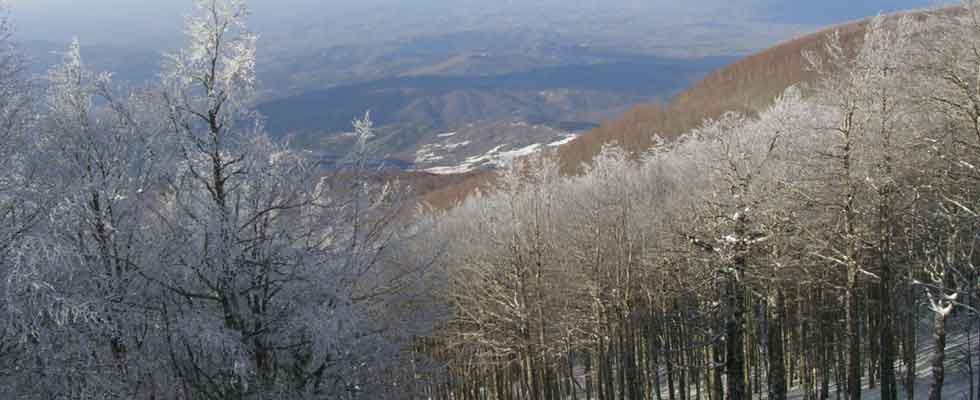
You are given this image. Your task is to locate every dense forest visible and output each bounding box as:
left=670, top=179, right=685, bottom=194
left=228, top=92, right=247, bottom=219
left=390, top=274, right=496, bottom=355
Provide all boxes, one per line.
left=3, top=1, right=980, bottom=400
left=418, top=9, right=980, bottom=400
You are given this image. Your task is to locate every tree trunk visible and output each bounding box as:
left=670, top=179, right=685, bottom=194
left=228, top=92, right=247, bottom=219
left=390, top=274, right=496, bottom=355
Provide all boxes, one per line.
left=879, top=250, right=897, bottom=400
left=679, top=331, right=689, bottom=400
left=713, top=338, right=724, bottom=400
left=650, top=326, right=663, bottom=400
left=769, top=291, right=788, bottom=400
left=846, top=266, right=862, bottom=400
left=868, top=292, right=879, bottom=391
left=570, top=350, right=579, bottom=400
left=902, top=278, right=917, bottom=400
left=970, top=304, right=980, bottom=400
left=928, top=309, right=948, bottom=400
left=726, top=269, right=746, bottom=400
left=666, top=328, right=677, bottom=400
left=967, top=326, right=975, bottom=400
left=586, top=351, right=594, bottom=400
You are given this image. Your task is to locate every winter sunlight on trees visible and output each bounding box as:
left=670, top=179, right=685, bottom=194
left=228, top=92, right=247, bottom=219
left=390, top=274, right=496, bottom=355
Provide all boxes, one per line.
left=5, top=1, right=980, bottom=400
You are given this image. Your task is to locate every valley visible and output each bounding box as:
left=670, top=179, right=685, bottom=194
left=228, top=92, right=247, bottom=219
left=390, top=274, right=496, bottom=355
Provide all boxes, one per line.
left=14, top=0, right=933, bottom=179
left=259, top=54, right=733, bottom=171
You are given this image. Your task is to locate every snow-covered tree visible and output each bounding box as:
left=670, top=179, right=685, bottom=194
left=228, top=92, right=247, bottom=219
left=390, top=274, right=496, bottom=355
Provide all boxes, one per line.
left=148, top=1, right=424, bottom=397
left=15, top=37, right=173, bottom=399
left=0, top=8, right=64, bottom=399
left=800, top=15, right=921, bottom=400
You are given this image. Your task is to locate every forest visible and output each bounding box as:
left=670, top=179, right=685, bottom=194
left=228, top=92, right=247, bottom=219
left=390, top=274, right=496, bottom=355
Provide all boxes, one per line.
left=2, top=1, right=980, bottom=400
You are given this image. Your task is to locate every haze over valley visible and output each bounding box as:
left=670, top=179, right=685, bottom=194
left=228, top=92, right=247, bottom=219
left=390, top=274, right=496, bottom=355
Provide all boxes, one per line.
left=8, top=0, right=936, bottom=172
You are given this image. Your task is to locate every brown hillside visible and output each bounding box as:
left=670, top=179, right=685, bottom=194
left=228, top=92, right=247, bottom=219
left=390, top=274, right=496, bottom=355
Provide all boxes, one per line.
left=421, top=8, right=945, bottom=208
left=420, top=22, right=864, bottom=208
left=556, top=21, right=867, bottom=174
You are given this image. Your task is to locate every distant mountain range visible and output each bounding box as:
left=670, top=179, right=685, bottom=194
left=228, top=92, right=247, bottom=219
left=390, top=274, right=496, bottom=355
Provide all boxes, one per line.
left=22, top=40, right=161, bottom=84
left=258, top=53, right=732, bottom=171
left=16, top=0, right=937, bottom=175
left=422, top=7, right=940, bottom=207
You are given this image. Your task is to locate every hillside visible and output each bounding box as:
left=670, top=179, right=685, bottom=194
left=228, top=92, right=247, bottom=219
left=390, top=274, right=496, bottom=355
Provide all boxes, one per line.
left=420, top=13, right=902, bottom=208
left=259, top=55, right=731, bottom=171
left=555, top=21, right=869, bottom=173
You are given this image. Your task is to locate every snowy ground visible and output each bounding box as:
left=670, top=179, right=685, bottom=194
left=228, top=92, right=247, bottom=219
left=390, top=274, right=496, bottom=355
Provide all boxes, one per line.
left=422, top=133, right=578, bottom=174
left=555, top=319, right=979, bottom=400
left=785, top=321, right=978, bottom=400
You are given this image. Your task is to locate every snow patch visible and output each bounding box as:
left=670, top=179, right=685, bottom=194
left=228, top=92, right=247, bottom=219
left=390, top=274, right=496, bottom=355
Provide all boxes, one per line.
left=415, top=139, right=472, bottom=164
left=443, top=141, right=471, bottom=150
left=421, top=132, right=574, bottom=175
left=547, top=134, right=578, bottom=147
left=415, top=144, right=443, bottom=164
left=496, top=143, right=543, bottom=161
left=425, top=143, right=546, bottom=175
left=415, top=151, right=444, bottom=164
left=424, top=165, right=477, bottom=175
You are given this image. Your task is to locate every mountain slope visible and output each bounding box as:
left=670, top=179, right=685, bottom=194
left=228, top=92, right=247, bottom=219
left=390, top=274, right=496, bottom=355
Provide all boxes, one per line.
left=556, top=7, right=957, bottom=173
left=260, top=56, right=731, bottom=134
left=554, top=20, right=864, bottom=173
left=258, top=55, right=732, bottom=170
left=421, top=8, right=943, bottom=208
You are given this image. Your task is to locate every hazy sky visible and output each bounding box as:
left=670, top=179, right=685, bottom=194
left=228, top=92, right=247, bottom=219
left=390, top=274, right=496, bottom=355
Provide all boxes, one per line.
left=8, top=0, right=347, bottom=46
left=3, top=0, right=700, bottom=48
left=7, top=0, right=938, bottom=49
